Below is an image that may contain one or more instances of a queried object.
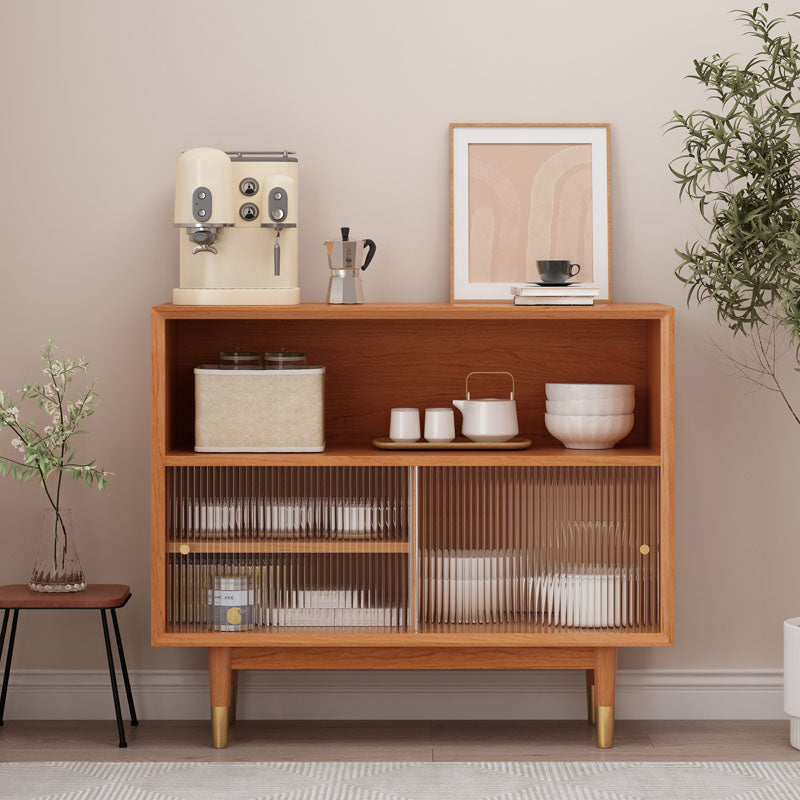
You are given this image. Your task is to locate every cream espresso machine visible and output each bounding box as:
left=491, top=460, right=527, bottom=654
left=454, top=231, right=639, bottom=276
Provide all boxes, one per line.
left=173, top=147, right=299, bottom=305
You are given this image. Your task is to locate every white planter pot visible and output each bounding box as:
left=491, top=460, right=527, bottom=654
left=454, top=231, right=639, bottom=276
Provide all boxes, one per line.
left=784, top=618, right=800, bottom=748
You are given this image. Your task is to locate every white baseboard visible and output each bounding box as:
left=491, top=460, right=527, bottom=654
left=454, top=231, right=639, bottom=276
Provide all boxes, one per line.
left=1, top=668, right=785, bottom=721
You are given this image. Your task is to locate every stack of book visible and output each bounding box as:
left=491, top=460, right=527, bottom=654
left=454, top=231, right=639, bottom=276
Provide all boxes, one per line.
left=511, top=283, right=600, bottom=306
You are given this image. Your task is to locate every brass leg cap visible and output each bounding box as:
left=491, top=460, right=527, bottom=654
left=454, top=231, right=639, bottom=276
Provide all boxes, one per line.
left=587, top=684, right=596, bottom=726
left=596, top=705, right=614, bottom=749
left=211, top=706, right=229, bottom=749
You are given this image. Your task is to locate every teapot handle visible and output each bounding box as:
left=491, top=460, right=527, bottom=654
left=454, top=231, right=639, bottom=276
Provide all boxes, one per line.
left=361, top=239, right=376, bottom=270
left=465, top=371, right=515, bottom=400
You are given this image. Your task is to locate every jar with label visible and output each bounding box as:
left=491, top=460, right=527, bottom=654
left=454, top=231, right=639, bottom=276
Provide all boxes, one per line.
left=208, top=574, right=254, bottom=631
left=219, top=349, right=261, bottom=370
left=264, top=348, right=307, bottom=369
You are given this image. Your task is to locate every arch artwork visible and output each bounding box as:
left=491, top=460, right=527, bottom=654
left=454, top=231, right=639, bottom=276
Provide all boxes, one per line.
left=468, top=142, right=594, bottom=284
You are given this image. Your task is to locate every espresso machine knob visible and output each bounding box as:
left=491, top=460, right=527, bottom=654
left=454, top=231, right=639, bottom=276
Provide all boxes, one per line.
left=239, top=178, right=259, bottom=196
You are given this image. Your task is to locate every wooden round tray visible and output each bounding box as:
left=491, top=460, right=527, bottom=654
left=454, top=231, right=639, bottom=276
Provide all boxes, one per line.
left=372, top=437, right=532, bottom=451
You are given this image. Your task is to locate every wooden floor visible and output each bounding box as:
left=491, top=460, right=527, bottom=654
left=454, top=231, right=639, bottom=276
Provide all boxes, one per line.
left=0, top=720, right=798, bottom=761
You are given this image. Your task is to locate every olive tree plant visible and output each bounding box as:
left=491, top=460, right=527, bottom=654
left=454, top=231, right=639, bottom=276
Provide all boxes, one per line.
left=668, top=3, right=800, bottom=423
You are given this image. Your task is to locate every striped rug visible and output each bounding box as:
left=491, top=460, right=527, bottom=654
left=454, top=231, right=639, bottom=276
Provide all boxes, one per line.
left=3, top=761, right=800, bottom=799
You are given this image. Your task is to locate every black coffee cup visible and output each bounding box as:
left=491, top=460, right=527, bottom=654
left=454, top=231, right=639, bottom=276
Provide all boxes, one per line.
left=536, top=260, right=581, bottom=284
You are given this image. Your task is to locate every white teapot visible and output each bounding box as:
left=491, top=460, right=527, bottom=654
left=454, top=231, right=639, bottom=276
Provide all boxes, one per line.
left=453, top=372, right=519, bottom=443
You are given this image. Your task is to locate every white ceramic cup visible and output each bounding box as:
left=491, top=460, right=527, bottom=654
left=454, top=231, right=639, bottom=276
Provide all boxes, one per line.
left=424, top=408, right=456, bottom=443
left=389, top=408, right=421, bottom=442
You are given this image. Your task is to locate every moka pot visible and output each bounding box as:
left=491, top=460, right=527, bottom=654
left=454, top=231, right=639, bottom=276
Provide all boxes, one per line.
left=324, top=227, right=376, bottom=304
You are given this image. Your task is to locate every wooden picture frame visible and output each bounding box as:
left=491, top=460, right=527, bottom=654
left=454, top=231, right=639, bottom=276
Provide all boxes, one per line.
left=450, top=123, right=612, bottom=302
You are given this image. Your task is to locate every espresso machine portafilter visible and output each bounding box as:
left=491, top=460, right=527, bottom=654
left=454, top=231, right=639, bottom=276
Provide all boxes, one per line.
left=173, top=148, right=300, bottom=305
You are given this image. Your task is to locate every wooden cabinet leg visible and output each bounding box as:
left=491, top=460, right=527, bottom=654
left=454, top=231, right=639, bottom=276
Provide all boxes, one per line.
left=594, top=647, right=617, bottom=749
left=230, top=669, right=238, bottom=726
left=585, top=669, right=596, bottom=725
left=209, top=648, right=232, bottom=749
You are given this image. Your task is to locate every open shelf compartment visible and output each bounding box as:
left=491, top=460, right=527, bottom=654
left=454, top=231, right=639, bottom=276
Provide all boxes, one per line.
left=158, top=308, right=667, bottom=458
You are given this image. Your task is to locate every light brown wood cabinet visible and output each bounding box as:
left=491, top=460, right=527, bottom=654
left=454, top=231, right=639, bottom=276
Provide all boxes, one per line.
left=151, top=302, right=674, bottom=748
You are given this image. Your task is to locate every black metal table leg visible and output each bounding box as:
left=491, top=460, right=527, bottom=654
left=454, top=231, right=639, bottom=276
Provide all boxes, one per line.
left=0, top=610, right=8, bottom=726
left=0, top=609, right=19, bottom=726
left=100, top=609, right=126, bottom=748
left=0, top=610, right=9, bottom=691
left=110, top=608, right=137, bottom=726
left=0, top=610, right=9, bottom=657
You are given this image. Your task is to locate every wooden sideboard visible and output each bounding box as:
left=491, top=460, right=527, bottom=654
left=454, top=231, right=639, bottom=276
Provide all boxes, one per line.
left=151, top=302, right=674, bottom=748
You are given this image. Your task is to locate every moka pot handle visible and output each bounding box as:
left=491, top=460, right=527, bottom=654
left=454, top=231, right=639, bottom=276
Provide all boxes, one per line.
left=361, top=239, right=376, bottom=270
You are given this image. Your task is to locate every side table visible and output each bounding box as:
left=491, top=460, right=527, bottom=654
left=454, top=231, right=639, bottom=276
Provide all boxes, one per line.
left=0, top=584, right=138, bottom=747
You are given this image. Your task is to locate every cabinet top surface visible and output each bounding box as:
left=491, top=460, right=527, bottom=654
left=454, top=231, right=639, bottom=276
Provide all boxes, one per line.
left=152, top=302, right=673, bottom=320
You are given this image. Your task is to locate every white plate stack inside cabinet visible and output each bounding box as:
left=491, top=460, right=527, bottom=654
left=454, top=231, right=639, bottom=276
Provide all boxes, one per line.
left=537, top=568, right=629, bottom=628
left=423, top=551, right=530, bottom=624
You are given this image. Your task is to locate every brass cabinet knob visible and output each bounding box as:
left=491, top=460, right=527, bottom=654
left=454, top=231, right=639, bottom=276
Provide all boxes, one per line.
left=179, top=544, right=191, bottom=555
left=639, top=544, right=650, bottom=555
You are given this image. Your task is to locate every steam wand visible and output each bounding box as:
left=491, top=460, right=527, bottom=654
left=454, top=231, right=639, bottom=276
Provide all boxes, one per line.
left=262, top=222, right=297, bottom=277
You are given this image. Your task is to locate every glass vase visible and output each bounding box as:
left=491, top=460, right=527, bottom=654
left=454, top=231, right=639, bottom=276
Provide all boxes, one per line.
left=29, top=508, right=86, bottom=592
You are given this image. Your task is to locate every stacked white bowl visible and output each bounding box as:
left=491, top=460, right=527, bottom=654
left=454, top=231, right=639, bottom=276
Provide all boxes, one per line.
left=544, top=384, right=634, bottom=449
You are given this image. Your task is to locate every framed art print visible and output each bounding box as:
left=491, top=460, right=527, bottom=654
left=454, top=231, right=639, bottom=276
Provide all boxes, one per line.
left=450, top=123, right=611, bottom=301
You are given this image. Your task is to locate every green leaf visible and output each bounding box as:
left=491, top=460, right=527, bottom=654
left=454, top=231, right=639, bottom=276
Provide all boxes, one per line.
left=666, top=1, right=800, bottom=383
left=0, top=340, right=109, bottom=498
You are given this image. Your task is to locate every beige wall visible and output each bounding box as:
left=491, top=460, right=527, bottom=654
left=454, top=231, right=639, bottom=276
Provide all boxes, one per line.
left=1, top=0, right=798, bottom=675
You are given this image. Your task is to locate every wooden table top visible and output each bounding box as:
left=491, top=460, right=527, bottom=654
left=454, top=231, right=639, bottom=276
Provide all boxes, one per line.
left=0, top=584, right=131, bottom=609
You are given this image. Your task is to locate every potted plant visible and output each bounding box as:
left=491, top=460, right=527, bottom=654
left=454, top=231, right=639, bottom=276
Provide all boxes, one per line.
left=668, top=3, right=800, bottom=744
left=0, top=341, right=110, bottom=592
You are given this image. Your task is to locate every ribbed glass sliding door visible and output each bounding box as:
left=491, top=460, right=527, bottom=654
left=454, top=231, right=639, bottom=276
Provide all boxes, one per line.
left=166, top=466, right=409, bottom=632
left=165, top=464, right=659, bottom=636
left=417, top=466, right=659, bottom=633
